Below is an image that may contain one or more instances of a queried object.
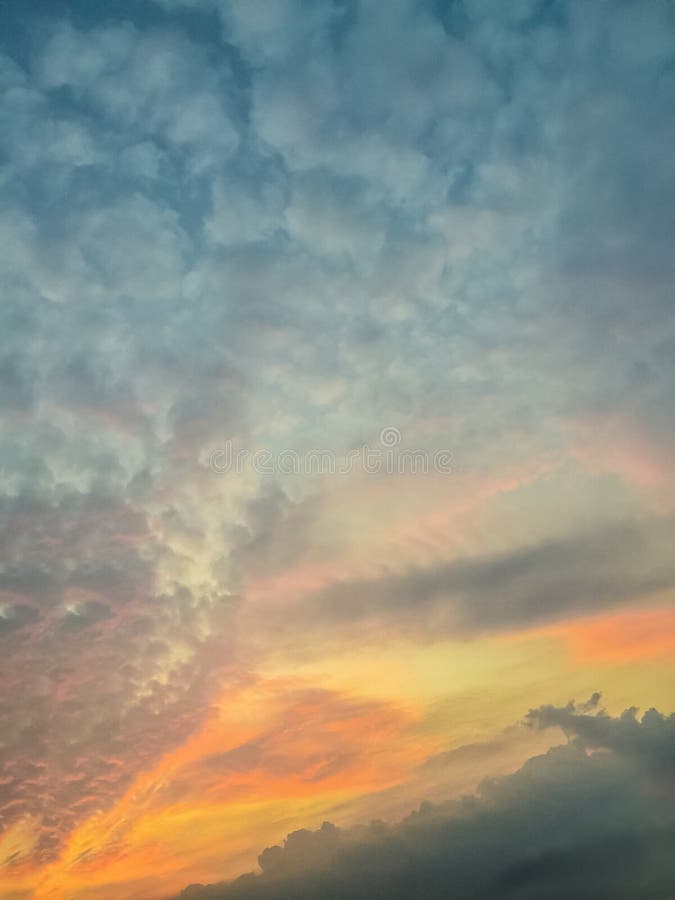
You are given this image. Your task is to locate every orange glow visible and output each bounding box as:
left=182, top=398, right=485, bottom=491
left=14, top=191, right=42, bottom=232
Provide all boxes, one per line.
left=7, top=677, right=436, bottom=899
left=558, top=605, right=675, bottom=664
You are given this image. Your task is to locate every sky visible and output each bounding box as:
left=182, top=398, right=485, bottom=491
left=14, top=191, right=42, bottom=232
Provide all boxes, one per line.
left=0, top=1, right=674, bottom=898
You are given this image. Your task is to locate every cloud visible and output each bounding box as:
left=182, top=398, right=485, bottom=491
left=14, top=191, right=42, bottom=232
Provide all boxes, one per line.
left=274, top=516, right=675, bottom=640
left=178, top=700, right=675, bottom=899
left=554, top=605, right=675, bottom=664
left=130, top=684, right=425, bottom=815
left=36, top=21, right=239, bottom=175
left=0, top=484, right=239, bottom=865
left=0, top=0, right=674, bottom=892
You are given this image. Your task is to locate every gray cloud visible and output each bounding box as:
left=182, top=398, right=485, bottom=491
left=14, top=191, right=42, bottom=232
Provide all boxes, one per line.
left=177, top=699, right=675, bottom=899
left=280, top=516, right=675, bottom=639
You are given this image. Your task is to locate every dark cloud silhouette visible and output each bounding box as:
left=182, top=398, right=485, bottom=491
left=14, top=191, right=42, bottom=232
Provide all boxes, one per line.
left=177, top=700, right=675, bottom=900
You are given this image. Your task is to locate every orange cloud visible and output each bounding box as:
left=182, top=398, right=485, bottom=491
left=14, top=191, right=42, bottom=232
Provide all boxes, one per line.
left=12, top=678, right=434, bottom=900
left=558, top=605, right=675, bottom=664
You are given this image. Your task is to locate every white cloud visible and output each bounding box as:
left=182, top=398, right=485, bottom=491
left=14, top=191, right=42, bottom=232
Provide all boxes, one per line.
left=37, top=21, right=239, bottom=174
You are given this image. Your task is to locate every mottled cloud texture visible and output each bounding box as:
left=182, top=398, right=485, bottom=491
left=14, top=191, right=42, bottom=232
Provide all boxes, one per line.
left=0, top=0, right=674, bottom=897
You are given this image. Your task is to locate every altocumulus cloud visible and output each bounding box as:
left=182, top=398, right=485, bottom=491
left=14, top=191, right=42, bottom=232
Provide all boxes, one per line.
left=0, top=0, right=674, bottom=890
left=178, top=699, right=675, bottom=900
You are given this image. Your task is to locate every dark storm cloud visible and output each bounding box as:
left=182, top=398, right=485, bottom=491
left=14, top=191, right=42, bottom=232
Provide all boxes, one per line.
left=178, top=700, right=675, bottom=900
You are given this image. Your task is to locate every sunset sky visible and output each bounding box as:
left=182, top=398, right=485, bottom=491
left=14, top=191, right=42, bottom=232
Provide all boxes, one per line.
left=1, top=1, right=674, bottom=898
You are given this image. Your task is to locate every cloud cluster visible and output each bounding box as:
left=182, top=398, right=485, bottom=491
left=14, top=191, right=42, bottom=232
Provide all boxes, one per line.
left=0, top=0, right=674, bottom=887
left=178, top=700, right=675, bottom=899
